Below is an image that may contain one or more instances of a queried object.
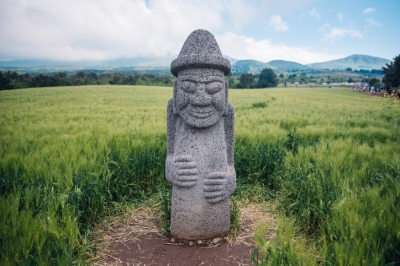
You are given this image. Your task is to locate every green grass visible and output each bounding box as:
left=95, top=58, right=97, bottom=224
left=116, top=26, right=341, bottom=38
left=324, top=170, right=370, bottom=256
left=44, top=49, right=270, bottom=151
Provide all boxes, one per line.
left=1, top=85, right=399, bottom=265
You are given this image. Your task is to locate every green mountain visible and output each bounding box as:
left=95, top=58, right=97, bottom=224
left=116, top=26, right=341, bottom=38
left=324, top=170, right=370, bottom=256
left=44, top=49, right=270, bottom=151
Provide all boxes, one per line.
left=306, top=54, right=391, bottom=70
left=231, top=60, right=275, bottom=75
left=268, top=60, right=310, bottom=71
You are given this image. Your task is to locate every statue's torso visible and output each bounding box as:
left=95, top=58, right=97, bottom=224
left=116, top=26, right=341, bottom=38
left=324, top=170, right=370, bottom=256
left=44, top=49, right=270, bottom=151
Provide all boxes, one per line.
left=171, top=117, right=230, bottom=239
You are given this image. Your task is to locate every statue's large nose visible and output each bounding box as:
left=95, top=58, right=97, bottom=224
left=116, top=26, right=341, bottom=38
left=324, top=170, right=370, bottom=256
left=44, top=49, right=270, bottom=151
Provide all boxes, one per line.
left=191, top=84, right=212, bottom=106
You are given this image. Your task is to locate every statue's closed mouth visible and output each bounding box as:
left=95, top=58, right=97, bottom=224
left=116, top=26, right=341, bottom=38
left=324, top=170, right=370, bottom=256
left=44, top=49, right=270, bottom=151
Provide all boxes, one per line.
left=189, top=107, right=214, bottom=118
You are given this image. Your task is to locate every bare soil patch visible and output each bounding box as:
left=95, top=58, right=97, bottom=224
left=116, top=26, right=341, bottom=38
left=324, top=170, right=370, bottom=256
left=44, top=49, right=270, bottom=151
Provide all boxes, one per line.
left=92, top=202, right=276, bottom=266
left=361, top=90, right=385, bottom=97
left=357, top=88, right=399, bottom=99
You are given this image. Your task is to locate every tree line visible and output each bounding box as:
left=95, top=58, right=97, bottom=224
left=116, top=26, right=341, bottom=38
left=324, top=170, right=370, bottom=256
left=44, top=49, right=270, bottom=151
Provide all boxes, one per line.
left=344, top=68, right=383, bottom=74
left=1, top=68, right=279, bottom=90
left=0, top=71, right=175, bottom=90
left=1, top=54, right=399, bottom=91
left=227, top=68, right=279, bottom=89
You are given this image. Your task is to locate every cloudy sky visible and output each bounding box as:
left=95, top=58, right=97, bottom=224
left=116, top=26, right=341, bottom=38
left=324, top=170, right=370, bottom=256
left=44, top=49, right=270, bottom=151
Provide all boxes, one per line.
left=0, top=0, right=398, bottom=64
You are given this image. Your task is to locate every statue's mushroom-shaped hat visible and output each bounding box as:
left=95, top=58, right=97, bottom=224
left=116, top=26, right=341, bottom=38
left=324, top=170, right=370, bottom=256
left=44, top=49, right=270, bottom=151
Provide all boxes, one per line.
left=171, top=29, right=231, bottom=77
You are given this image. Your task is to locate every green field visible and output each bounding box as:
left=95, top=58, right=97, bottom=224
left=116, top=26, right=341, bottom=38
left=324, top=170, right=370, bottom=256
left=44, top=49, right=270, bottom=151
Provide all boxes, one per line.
left=1, top=85, right=399, bottom=265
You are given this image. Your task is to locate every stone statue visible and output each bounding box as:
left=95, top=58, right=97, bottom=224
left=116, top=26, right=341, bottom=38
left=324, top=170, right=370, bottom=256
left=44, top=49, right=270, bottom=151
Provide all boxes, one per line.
left=166, top=29, right=236, bottom=240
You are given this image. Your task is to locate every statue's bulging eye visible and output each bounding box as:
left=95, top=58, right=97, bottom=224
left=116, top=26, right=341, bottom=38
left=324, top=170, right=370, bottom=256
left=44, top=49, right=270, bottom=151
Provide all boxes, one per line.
left=179, top=81, right=196, bottom=93
left=206, top=81, right=223, bottom=94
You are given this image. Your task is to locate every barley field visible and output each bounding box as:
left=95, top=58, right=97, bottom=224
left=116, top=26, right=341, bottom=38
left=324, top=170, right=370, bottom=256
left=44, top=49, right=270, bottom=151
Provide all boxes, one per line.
left=1, top=85, right=399, bottom=265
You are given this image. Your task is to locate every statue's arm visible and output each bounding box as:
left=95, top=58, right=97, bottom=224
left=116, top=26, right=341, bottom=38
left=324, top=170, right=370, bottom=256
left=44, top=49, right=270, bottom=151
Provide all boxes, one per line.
left=225, top=103, right=235, bottom=167
left=166, top=99, right=176, bottom=184
left=203, top=103, right=236, bottom=204
left=165, top=99, right=198, bottom=187
left=225, top=103, right=236, bottom=196
left=166, top=99, right=175, bottom=157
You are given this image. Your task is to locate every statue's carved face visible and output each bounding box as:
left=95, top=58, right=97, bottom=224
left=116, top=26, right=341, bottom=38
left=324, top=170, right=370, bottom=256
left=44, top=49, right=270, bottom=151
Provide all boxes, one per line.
left=175, top=69, right=226, bottom=128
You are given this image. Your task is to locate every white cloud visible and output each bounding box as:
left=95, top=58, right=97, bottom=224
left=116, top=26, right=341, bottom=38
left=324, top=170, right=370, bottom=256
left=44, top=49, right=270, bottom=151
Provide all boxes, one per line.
left=337, top=14, right=343, bottom=22
left=0, top=0, right=342, bottom=62
left=308, top=7, right=321, bottom=19
left=269, top=15, right=289, bottom=32
left=216, top=32, right=341, bottom=64
left=319, top=24, right=363, bottom=41
left=366, top=18, right=382, bottom=27
left=363, top=7, right=375, bottom=14
left=0, top=0, right=226, bottom=60
left=220, top=0, right=264, bottom=30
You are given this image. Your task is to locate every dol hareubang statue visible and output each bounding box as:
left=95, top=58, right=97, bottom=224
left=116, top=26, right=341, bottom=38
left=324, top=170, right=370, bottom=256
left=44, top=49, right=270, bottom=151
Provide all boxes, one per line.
left=166, top=29, right=236, bottom=240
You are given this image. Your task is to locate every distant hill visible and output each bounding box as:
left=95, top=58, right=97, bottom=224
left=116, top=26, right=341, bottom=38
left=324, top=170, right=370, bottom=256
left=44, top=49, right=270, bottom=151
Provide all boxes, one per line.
left=224, top=55, right=238, bottom=66
left=0, top=54, right=392, bottom=74
left=231, top=60, right=275, bottom=75
left=306, top=54, right=391, bottom=70
left=268, top=60, right=310, bottom=71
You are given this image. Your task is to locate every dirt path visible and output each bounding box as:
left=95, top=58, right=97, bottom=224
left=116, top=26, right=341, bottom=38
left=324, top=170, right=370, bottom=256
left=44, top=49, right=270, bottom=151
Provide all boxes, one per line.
left=359, top=89, right=399, bottom=99
left=92, top=202, right=276, bottom=266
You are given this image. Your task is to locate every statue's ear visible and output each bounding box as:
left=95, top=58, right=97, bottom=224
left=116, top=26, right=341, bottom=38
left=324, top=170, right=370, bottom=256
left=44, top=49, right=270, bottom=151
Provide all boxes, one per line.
left=224, top=79, right=229, bottom=115
left=173, top=80, right=178, bottom=115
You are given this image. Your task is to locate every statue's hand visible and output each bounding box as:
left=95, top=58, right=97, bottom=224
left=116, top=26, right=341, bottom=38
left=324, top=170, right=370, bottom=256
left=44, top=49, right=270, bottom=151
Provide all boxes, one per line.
left=203, top=172, right=231, bottom=204
left=166, top=155, right=198, bottom=188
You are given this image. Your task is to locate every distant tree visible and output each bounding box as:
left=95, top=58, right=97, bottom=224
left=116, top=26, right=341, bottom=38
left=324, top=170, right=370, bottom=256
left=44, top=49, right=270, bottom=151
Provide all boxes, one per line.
left=32, top=74, right=51, bottom=87
left=256, top=68, right=278, bottom=88
left=299, top=73, right=307, bottom=84
left=124, top=74, right=139, bottom=85
left=86, top=72, right=99, bottom=84
left=346, top=67, right=352, bottom=72
left=382, top=54, right=400, bottom=88
left=239, top=73, right=255, bottom=88
left=0, top=71, right=30, bottom=89
left=53, top=72, right=71, bottom=86
left=371, top=69, right=383, bottom=75
left=109, top=73, right=126, bottom=85
left=359, top=69, right=370, bottom=74
left=368, top=77, right=380, bottom=87
left=143, top=74, right=155, bottom=79
left=374, top=81, right=382, bottom=89
left=225, top=73, right=238, bottom=88
left=0, top=72, right=11, bottom=90
left=152, top=75, right=174, bottom=86
left=347, top=77, right=354, bottom=83
left=70, top=71, right=87, bottom=85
